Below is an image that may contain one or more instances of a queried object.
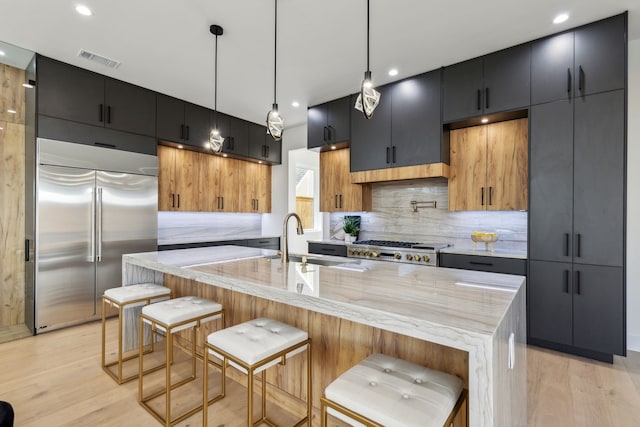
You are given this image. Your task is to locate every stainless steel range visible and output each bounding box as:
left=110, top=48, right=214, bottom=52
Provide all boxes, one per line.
left=346, top=240, right=452, bottom=266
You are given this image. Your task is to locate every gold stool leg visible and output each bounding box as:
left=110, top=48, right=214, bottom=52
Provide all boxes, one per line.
left=165, top=328, right=172, bottom=427
left=101, top=297, right=107, bottom=373
left=307, top=341, right=312, bottom=425
left=247, top=367, right=254, bottom=426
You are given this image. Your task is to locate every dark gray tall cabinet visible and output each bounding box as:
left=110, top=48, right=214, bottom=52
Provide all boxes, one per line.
left=528, top=13, right=626, bottom=362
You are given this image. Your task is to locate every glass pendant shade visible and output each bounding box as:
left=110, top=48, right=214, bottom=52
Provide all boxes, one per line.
left=266, top=103, right=284, bottom=141
left=354, top=71, right=380, bottom=119
left=209, top=128, right=224, bottom=153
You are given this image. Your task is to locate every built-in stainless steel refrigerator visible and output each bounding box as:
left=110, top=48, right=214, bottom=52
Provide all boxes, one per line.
left=35, top=138, right=157, bottom=333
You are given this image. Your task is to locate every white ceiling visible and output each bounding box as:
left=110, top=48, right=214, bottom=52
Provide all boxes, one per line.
left=0, top=0, right=638, bottom=128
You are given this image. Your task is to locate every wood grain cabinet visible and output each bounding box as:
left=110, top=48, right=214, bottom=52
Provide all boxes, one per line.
left=443, top=44, right=531, bottom=123
left=158, top=145, right=200, bottom=211
left=350, top=70, right=443, bottom=172
left=240, top=161, right=272, bottom=213
left=320, top=148, right=371, bottom=212
left=448, top=118, right=528, bottom=211
left=307, top=96, right=351, bottom=149
left=531, top=14, right=626, bottom=105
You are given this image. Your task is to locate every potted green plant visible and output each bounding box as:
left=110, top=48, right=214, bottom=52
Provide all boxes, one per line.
left=342, top=216, right=360, bottom=244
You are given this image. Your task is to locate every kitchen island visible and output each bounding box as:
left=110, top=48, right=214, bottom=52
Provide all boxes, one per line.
left=122, top=246, right=526, bottom=427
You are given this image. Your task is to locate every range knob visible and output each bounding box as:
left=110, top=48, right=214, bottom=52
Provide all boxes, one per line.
left=406, top=254, right=413, bottom=261
left=371, top=251, right=379, bottom=258
left=422, top=255, right=430, bottom=262
left=413, top=255, right=420, bottom=261
left=394, top=253, right=402, bottom=260
left=348, top=249, right=354, bottom=255
left=364, top=250, right=370, bottom=257
left=356, top=250, right=362, bottom=256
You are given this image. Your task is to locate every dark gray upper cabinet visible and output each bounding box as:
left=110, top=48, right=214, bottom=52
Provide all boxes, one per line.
left=214, top=112, right=249, bottom=157
left=529, top=99, right=574, bottom=262
left=248, top=122, right=281, bottom=164
left=390, top=71, right=442, bottom=167
left=531, top=14, right=626, bottom=105
left=573, top=90, right=625, bottom=267
left=574, top=14, right=626, bottom=97
left=531, top=32, right=575, bottom=105
left=443, top=45, right=530, bottom=122
left=37, top=55, right=156, bottom=137
left=156, top=94, right=210, bottom=149
left=307, top=96, right=351, bottom=149
left=350, top=86, right=392, bottom=172
left=350, top=71, right=442, bottom=172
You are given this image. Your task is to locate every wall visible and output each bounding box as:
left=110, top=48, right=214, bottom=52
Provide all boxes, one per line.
left=157, top=211, right=261, bottom=245
left=329, top=179, right=528, bottom=252
left=627, top=38, right=640, bottom=351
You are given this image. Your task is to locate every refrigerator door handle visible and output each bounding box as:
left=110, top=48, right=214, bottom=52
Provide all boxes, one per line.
left=89, top=187, right=96, bottom=262
left=97, top=187, right=103, bottom=262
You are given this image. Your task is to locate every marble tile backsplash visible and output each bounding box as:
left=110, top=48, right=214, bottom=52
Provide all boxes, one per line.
left=158, top=211, right=262, bottom=245
left=330, top=178, right=528, bottom=252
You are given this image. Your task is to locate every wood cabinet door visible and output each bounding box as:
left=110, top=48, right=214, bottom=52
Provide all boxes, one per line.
left=486, top=118, right=528, bottom=211
left=238, top=161, right=272, bottom=213
left=531, top=32, right=574, bottom=105
left=173, top=148, right=200, bottom=211
left=37, top=56, right=105, bottom=126
left=104, top=78, right=156, bottom=136
left=157, top=145, right=177, bottom=211
left=254, top=163, right=272, bottom=213
left=572, top=264, right=624, bottom=355
left=528, top=260, right=573, bottom=346
left=319, top=149, right=345, bottom=212
left=529, top=100, right=574, bottom=262
left=574, top=14, right=626, bottom=97
left=391, top=71, right=442, bottom=167
left=448, top=125, right=487, bottom=211
left=216, top=157, right=240, bottom=212
left=573, top=90, right=625, bottom=267
left=196, top=151, right=219, bottom=212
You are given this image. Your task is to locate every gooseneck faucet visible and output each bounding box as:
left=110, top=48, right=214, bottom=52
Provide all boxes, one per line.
left=282, top=212, right=304, bottom=263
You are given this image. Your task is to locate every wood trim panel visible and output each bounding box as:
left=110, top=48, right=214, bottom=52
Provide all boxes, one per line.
left=0, top=64, right=26, bottom=125
left=164, top=274, right=469, bottom=420
left=350, top=162, right=450, bottom=184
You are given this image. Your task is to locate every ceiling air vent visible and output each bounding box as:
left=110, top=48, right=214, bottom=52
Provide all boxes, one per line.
left=77, top=49, right=121, bottom=69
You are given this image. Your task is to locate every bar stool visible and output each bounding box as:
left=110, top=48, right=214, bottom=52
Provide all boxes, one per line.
left=320, top=353, right=466, bottom=427
left=203, top=318, right=311, bottom=427
left=101, top=283, right=172, bottom=384
left=139, top=296, right=224, bottom=427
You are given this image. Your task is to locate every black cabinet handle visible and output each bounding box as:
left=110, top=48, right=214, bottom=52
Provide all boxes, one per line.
left=339, top=194, right=343, bottom=208
left=255, top=199, right=259, bottom=211
left=481, top=187, right=485, bottom=206
left=564, top=233, right=570, bottom=257
left=392, top=146, right=396, bottom=163
left=99, top=104, right=104, bottom=122
left=324, top=126, right=328, bottom=141
left=488, top=186, right=493, bottom=206
left=180, top=124, right=185, bottom=140
left=476, top=89, right=481, bottom=110
left=578, top=65, right=584, bottom=92
left=563, top=270, right=569, bottom=293
left=386, top=147, right=390, bottom=164
left=469, top=261, right=494, bottom=266
left=216, top=196, right=220, bottom=209
left=177, top=194, right=180, bottom=208
left=107, top=105, right=111, bottom=124
left=574, top=270, right=581, bottom=295
left=335, top=194, right=338, bottom=209
left=220, top=196, right=223, bottom=209
left=567, top=68, right=572, bottom=94
left=485, top=87, right=490, bottom=109
left=25, top=239, right=30, bottom=262
left=171, top=193, right=175, bottom=208
left=575, top=233, right=581, bottom=258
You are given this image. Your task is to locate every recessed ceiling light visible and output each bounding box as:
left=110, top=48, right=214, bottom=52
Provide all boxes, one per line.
left=481, top=118, right=489, bottom=124
left=291, top=101, right=300, bottom=108
left=7, top=109, right=17, bottom=114
left=75, top=5, right=93, bottom=16
left=553, top=13, right=569, bottom=24
left=388, top=68, right=399, bottom=76
left=0, top=50, right=5, bottom=56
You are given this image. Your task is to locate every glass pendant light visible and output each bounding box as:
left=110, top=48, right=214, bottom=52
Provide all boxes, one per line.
left=354, top=0, right=380, bottom=119
left=209, top=24, right=224, bottom=153
left=266, top=0, right=284, bottom=141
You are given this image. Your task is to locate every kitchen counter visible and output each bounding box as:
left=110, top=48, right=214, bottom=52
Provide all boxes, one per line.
left=122, top=246, right=526, bottom=426
left=440, top=247, right=527, bottom=259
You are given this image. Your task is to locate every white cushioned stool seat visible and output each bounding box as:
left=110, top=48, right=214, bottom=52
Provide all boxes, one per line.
left=142, top=296, right=222, bottom=332
left=324, top=353, right=463, bottom=427
left=206, top=317, right=308, bottom=372
left=104, top=283, right=170, bottom=306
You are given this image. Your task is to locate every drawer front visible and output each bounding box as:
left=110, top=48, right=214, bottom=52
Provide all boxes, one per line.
left=246, top=237, right=280, bottom=250
left=439, top=253, right=527, bottom=275
left=308, top=242, right=347, bottom=257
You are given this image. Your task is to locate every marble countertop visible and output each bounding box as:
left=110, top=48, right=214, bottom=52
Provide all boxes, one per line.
left=124, top=246, right=524, bottom=338
left=440, top=247, right=527, bottom=259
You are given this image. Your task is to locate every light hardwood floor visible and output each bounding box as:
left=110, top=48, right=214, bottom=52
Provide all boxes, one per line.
left=0, top=320, right=639, bottom=426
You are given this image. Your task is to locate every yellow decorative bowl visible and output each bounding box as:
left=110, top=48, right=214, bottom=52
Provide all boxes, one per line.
left=471, top=232, right=498, bottom=243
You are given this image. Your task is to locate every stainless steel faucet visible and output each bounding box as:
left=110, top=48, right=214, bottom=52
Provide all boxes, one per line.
left=282, top=212, right=304, bottom=263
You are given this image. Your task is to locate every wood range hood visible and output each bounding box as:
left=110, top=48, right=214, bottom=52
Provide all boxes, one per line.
left=350, top=162, right=449, bottom=184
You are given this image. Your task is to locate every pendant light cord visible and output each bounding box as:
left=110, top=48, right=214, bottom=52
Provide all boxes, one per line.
left=273, top=0, right=278, bottom=107
left=366, top=0, right=370, bottom=73
left=214, top=33, right=218, bottom=127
